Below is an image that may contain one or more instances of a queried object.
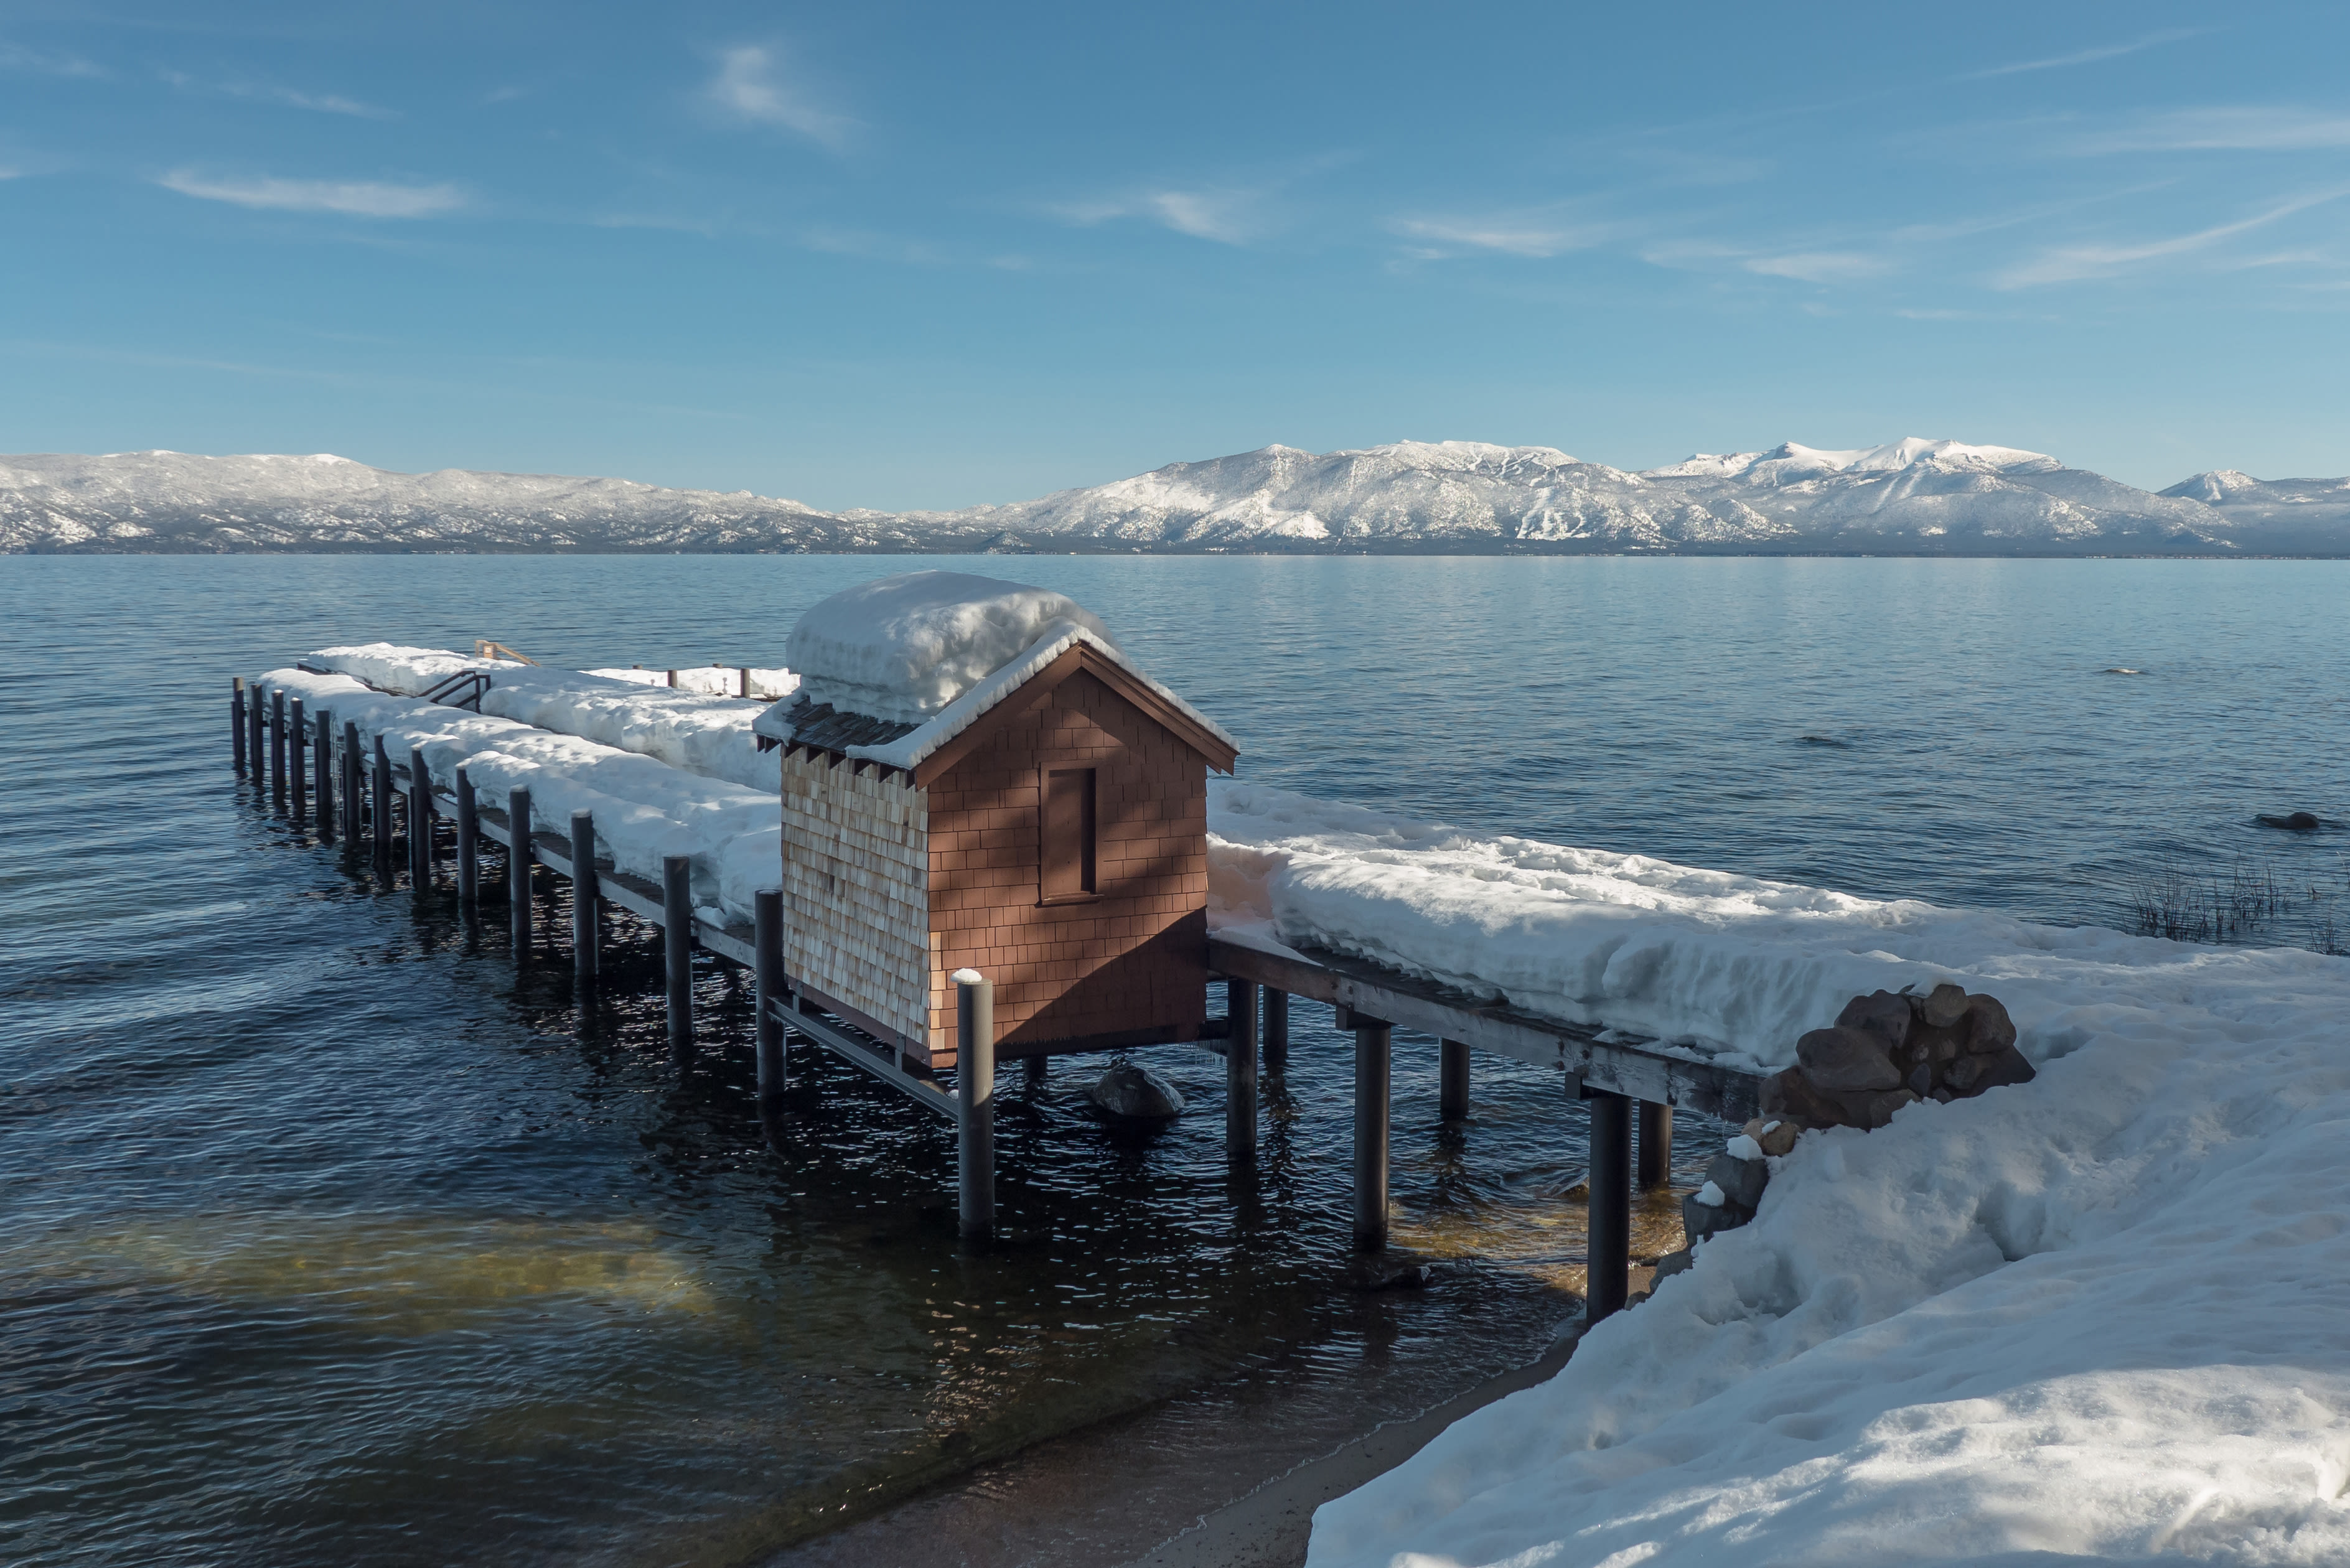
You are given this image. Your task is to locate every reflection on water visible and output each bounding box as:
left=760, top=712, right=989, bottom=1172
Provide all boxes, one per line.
left=8, top=554, right=2342, bottom=1567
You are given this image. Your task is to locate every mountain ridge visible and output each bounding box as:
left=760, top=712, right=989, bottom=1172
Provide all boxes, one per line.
left=4, top=440, right=2347, bottom=556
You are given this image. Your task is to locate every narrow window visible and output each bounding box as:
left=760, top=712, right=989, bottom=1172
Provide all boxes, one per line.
left=1042, top=767, right=1096, bottom=900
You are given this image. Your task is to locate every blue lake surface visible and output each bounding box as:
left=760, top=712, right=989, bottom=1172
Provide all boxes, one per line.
left=3, top=554, right=2345, bottom=1567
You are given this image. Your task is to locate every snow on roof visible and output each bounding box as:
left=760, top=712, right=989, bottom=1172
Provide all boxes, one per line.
left=754, top=570, right=1235, bottom=774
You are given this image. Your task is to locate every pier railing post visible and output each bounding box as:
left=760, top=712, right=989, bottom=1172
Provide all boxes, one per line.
left=371, top=736, right=393, bottom=878
left=754, top=888, right=786, bottom=1110
left=232, top=679, right=247, bottom=775
left=1637, top=1101, right=1673, bottom=1190
left=454, top=767, right=478, bottom=905
left=1351, top=1012, right=1392, bottom=1252
left=269, top=689, right=289, bottom=802
left=955, top=969, right=995, bottom=1246
left=570, top=810, right=598, bottom=984
left=1584, top=1086, right=1632, bottom=1325
left=508, top=786, right=533, bottom=954
left=314, top=711, right=335, bottom=843
left=408, top=747, right=434, bottom=890
left=663, top=854, right=694, bottom=1057
left=248, top=684, right=266, bottom=793
left=1225, top=978, right=1259, bottom=1156
left=1263, top=988, right=1288, bottom=1074
left=1440, top=1037, right=1471, bottom=1122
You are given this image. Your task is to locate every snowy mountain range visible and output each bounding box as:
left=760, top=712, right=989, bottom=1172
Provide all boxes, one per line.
left=5, top=439, right=2348, bottom=556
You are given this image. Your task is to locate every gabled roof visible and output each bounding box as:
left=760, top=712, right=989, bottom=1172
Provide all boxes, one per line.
left=753, top=620, right=1238, bottom=785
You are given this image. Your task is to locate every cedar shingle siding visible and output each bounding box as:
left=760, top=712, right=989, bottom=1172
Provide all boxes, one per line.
left=779, top=749, right=930, bottom=1045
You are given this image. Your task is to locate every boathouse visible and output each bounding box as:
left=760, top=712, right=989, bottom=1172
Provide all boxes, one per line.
left=752, top=572, right=1238, bottom=1069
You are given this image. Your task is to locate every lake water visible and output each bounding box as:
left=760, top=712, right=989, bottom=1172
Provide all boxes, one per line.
left=4, top=555, right=2346, bottom=1568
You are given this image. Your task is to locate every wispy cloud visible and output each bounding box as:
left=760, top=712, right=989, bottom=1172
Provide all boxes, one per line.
left=158, top=170, right=466, bottom=218
left=161, top=70, right=395, bottom=119
left=1052, top=188, right=1266, bottom=245
left=1994, top=189, right=2350, bottom=287
left=1742, top=250, right=1891, bottom=282
left=703, top=44, right=849, bottom=147
left=1962, top=27, right=2206, bottom=80
left=1387, top=210, right=1637, bottom=259
left=2071, top=106, right=2350, bottom=154
left=0, top=39, right=105, bottom=78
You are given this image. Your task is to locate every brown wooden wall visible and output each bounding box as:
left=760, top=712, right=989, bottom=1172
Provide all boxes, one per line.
left=922, top=668, right=1210, bottom=1061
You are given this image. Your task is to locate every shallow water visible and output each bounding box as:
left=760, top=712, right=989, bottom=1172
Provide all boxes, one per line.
left=4, top=555, right=2346, bottom=1567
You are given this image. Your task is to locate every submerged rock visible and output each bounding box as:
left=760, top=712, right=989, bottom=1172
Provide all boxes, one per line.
left=2258, top=811, right=2323, bottom=831
left=1086, top=1062, right=1185, bottom=1121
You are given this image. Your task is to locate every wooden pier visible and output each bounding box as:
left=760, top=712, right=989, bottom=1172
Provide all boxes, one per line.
left=231, top=673, right=1762, bottom=1324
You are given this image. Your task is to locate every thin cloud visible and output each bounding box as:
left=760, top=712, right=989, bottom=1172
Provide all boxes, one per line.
left=1387, top=212, right=1636, bottom=259
left=1743, top=250, right=1891, bottom=282
left=1995, top=189, right=2350, bottom=287
left=1962, top=27, right=2206, bottom=80
left=1052, top=188, right=1264, bottom=245
left=0, top=40, right=105, bottom=78
left=161, top=70, right=395, bottom=119
left=158, top=170, right=466, bottom=218
left=2072, top=106, right=2350, bottom=154
left=704, top=44, right=850, bottom=147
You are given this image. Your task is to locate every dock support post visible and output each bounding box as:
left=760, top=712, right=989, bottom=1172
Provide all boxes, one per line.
left=1024, top=1056, right=1047, bottom=1089
left=269, top=689, right=288, bottom=801
left=408, top=747, right=433, bottom=890
left=1225, top=978, right=1259, bottom=1155
left=288, top=699, right=307, bottom=817
left=1584, top=1087, right=1632, bottom=1325
left=248, top=684, right=266, bottom=791
left=314, top=711, right=335, bottom=842
left=454, top=767, right=478, bottom=905
left=570, top=810, right=598, bottom=983
left=663, top=854, right=694, bottom=1056
left=754, top=889, right=785, bottom=1109
left=342, top=722, right=360, bottom=846
left=1352, top=1015, right=1392, bottom=1252
left=1637, top=1101, right=1673, bottom=1190
left=1263, top=989, right=1288, bottom=1073
left=508, top=787, right=533, bottom=954
left=956, top=970, right=995, bottom=1246
left=371, top=736, right=393, bottom=878
left=232, top=679, right=247, bottom=775
left=1440, top=1038, right=1471, bottom=1122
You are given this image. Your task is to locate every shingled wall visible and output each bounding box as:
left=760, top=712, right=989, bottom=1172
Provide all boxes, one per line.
left=922, top=668, right=1210, bottom=1062
left=779, top=749, right=930, bottom=1047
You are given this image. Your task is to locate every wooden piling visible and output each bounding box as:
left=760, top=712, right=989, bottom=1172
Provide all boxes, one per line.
left=454, top=767, right=478, bottom=905
left=371, top=736, right=393, bottom=877
left=1262, top=988, right=1288, bottom=1072
left=408, top=747, right=433, bottom=890
left=754, top=888, right=785, bottom=1106
left=508, top=786, right=533, bottom=953
left=663, top=854, right=694, bottom=1055
left=1352, top=1016, right=1392, bottom=1251
left=570, top=810, right=597, bottom=982
left=269, top=689, right=288, bottom=800
left=288, top=699, right=307, bottom=816
left=956, top=970, right=996, bottom=1244
left=342, top=721, right=361, bottom=844
left=1439, top=1037, right=1471, bottom=1122
left=1584, top=1088, right=1632, bottom=1324
left=1225, top=978, right=1259, bottom=1155
left=665, top=669, right=678, bottom=689
left=738, top=666, right=754, bottom=699
left=232, top=679, right=246, bottom=775
left=248, top=683, right=266, bottom=790
left=1636, top=1101, right=1673, bottom=1190
left=314, top=711, right=335, bottom=842
left=1024, top=1056, right=1047, bottom=1088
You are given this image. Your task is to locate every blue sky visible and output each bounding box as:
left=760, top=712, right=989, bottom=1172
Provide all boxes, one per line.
left=2, top=0, right=2346, bottom=507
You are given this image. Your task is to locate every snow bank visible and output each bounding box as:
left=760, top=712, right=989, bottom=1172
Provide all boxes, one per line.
left=308, top=643, right=787, bottom=794
left=1209, top=782, right=2222, bottom=1075
left=784, top=570, right=1116, bottom=723
left=586, top=665, right=794, bottom=701
left=256, top=667, right=779, bottom=922
left=1285, top=789, right=2350, bottom=1564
